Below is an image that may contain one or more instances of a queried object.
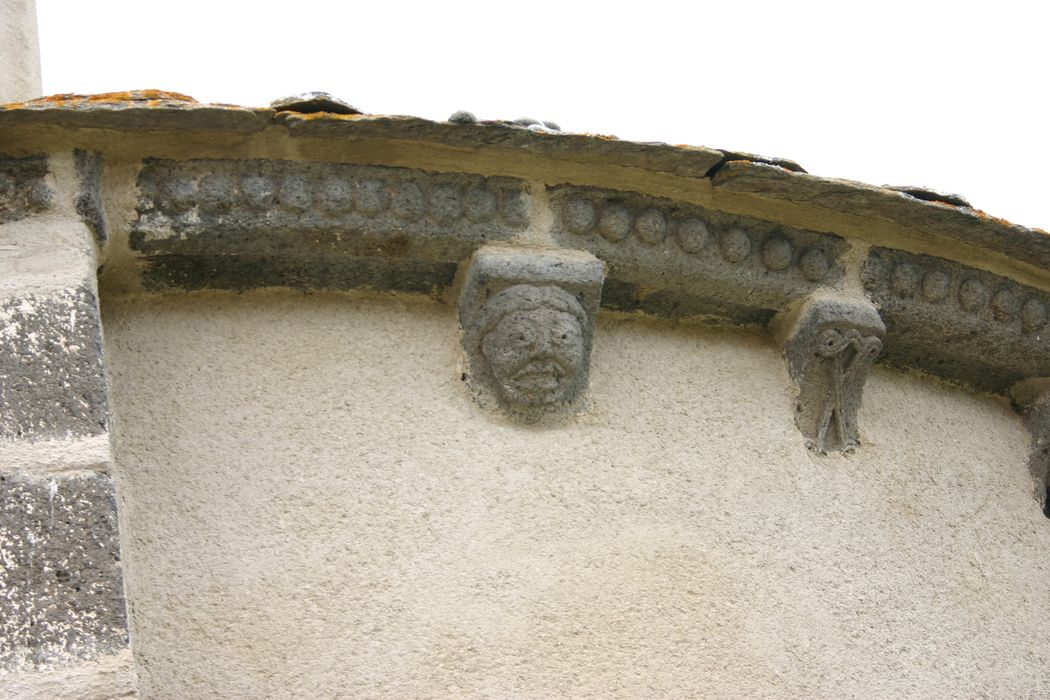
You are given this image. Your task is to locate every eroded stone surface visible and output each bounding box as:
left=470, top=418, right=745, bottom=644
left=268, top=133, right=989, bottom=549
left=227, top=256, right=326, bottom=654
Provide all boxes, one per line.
left=274, top=113, right=726, bottom=178
left=0, top=471, right=128, bottom=670
left=549, top=185, right=847, bottom=323
left=459, top=247, right=604, bottom=415
left=0, top=286, right=108, bottom=440
left=133, top=159, right=529, bottom=292
left=775, top=295, right=884, bottom=453
left=863, top=247, right=1050, bottom=392
left=0, top=155, right=50, bottom=224
left=74, top=150, right=105, bottom=244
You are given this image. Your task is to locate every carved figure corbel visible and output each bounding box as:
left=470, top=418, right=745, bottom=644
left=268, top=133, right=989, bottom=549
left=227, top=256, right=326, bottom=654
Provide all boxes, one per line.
left=772, top=293, right=885, bottom=453
left=458, top=246, right=605, bottom=416
left=1009, top=378, right=1050, bottom=517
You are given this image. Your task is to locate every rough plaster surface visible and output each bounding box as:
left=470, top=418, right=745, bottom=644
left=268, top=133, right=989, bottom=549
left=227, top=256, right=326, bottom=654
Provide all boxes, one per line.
left=103, top=292, right=1050, bottom=699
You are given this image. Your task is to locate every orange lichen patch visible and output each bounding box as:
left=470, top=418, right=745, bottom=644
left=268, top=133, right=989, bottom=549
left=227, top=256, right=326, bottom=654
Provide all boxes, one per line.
left=3, top=90, right=199, bottom=110
left=574, top=132, right=621, bottom=142
left=969, top=206, right=1044, bottom=233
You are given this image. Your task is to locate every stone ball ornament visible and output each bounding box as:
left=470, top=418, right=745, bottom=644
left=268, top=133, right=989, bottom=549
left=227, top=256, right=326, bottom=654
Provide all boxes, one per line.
left=459, top=246, right=605, bottom=417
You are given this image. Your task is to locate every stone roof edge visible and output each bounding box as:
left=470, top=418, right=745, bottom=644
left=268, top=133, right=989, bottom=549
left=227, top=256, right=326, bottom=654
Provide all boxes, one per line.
left=2, top=92, right=1046, bottom=291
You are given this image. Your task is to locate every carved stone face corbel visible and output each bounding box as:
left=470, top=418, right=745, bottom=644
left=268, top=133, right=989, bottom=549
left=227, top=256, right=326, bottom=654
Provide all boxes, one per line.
left=1009, top=379, right=1050, bottom=517
left=458, top=246, right=605, bottom=416
left=773, top=294, right=885, bottom=453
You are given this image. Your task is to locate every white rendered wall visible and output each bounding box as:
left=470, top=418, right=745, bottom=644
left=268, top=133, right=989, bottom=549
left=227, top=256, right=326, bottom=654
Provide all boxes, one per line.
left=0, top=0, right=40, bottom=104
left=103, top=291, right=1050, bottom=699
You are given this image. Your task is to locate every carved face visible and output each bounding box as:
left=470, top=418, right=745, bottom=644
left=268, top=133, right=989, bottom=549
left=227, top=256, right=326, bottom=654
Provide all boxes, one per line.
left=480, top=304, right=586, bottom=407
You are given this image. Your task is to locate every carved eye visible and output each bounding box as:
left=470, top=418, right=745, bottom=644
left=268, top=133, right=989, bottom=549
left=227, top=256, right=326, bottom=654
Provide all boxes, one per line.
left=561, top=333, right=568, bottom=340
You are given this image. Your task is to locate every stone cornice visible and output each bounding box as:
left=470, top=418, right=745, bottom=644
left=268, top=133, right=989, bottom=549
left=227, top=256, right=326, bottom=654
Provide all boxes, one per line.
left=3, top=94, right=1049, bottom=404
left=2, top=94, right=1046, bottom=290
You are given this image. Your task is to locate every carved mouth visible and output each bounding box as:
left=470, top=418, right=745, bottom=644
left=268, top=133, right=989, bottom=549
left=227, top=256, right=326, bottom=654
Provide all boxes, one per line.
left=513, top=360, right=566, bottom=384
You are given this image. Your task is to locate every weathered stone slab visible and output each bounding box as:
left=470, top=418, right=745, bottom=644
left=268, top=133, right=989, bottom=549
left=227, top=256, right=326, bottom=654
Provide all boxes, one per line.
left=0, top=155, right=50, bottom=224
left=863, top=247, right=1050, bottom=392
left=713, top=160, right=1050, bottom=272
left=274, top=113, right=726, bottom=179
left=549, top=184, right=848, bottom=323
left=0, top=91, right=272, bottom=132
left=132, top=159, right=530, bottom=291
left=271, top=91, right=360, bottom=115
left=0, top=286, right=108, bottom=440
left=0, top=471, right=128, bottom=670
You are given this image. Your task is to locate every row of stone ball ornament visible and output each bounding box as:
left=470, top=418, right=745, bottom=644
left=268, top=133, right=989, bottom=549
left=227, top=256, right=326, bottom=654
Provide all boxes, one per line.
left=458, top=244, right=885, bottom=454
left=886, top=259, right=1048, bottom=333
left=560, top=197, right=832, bottom=283
left=144, top=169, right=528, bottom=227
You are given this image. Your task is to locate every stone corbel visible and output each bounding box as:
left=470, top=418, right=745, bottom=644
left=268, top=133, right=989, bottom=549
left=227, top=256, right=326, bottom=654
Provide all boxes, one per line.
left=1009, top=378, right=1050, bottom=517
left=458, top=245, right=605, bottom=417
left=772, top=293, right=885, bottom=453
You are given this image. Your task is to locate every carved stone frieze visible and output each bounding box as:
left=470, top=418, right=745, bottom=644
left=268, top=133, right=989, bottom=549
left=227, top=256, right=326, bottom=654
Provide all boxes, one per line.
left=548, top=185, right=847, bottom=324
left=0, top=155, right=51, bottom=224
left=459, top=246, right=604, bottom=416
left=774, top=294, right=885, bottom=453
left=863, top=247, right=1050, bottom=393
left=132, top=159, right=530, bottom=292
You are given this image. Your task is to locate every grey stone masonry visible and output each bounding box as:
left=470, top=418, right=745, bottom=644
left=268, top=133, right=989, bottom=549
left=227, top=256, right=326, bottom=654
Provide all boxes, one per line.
left=0, top=471, right=128, bottom=670
left=0, top=148, right=135, bottom=693
left=0, top=285, right=109, bottom=441
left=863, top=247, right=1050, bottom=393
left=548, top=185, right=848, bottom=324
left=133, top=158, right=530, bottom=293
left=0, top=155, right=51, bottom=225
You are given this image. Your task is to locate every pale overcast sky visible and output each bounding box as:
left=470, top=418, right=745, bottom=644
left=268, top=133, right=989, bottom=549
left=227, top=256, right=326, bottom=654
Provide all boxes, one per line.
left=35, top=1, right=1050, bottom=231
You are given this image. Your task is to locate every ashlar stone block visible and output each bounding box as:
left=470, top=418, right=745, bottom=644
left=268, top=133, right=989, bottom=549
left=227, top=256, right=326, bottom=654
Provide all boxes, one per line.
left=0, top=471, right=128, bottom=670
left=0, top=286, right=109, bottom=441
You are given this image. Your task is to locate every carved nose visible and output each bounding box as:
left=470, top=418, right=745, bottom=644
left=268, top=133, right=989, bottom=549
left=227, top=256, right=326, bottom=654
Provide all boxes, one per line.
left=533, top=329, right=554, bottom=353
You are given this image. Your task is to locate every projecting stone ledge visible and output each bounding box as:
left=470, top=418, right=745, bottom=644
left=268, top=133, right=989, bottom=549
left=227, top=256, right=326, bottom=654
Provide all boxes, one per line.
left=711, top=160, right=1050, bottom=284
